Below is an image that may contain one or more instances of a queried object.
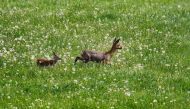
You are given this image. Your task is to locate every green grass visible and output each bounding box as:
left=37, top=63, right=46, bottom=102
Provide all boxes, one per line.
left=0, top=0, right=190, bottom=108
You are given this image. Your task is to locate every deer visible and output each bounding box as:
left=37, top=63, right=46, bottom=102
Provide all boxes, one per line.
left=74, top=38, right=122, bottom=64
left=36, top=52, right=61, bottom=67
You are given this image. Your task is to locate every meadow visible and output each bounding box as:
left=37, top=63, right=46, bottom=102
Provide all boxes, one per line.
left=0, top=0, right=190, bottom=108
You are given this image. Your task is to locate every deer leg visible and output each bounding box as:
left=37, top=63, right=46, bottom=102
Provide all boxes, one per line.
left=101, top=59, right=107, bottom=64
left=102, top=59, right=111, bottom=64
left=84, top=59, right=89, bottom=63
left=74, top=56, right=85, bottom=64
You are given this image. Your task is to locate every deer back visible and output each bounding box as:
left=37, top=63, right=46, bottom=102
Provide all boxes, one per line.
left=82, top=50, right=106, bottom=62
left=37, top=58, right=55, bottom=66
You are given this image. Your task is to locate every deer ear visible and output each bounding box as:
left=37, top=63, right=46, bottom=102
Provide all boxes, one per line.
left=115, top=39, right=120, bottom=43
left=113, top=38, right=117, bottom=43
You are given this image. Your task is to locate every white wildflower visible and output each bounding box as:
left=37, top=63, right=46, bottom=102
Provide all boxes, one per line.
left=153, top=99, right=157, bottom=103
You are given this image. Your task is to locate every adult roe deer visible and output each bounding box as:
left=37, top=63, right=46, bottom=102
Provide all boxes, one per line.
left=74, top=38, right=122, bottom=64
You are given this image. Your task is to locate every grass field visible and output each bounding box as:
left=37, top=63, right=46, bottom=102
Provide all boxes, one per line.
left=1, top=0, right=190, bottom=108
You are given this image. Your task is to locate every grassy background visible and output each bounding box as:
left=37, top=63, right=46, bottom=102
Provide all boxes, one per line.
left=0, top=0, right=190, bottom=108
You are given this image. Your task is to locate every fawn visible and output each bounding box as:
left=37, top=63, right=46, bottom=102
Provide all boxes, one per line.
left=74, top=38, right=122, bottom=64
left=36, top=52, right=61, bottom=67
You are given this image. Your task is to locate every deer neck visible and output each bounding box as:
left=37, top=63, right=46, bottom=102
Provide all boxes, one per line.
left=105, top=46, right=117, bottom=57
left=50, top=59, right=57, bottom=64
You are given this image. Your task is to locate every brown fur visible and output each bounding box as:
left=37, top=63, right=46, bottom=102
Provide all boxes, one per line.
left=36, top=52, right=61, bottom=67
left=74, top=38, right=122, bottom=64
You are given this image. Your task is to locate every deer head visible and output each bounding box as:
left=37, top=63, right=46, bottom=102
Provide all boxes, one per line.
left=52, top=52, right=61, bottom=61
left=112, top=38, right=122, bottom=49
